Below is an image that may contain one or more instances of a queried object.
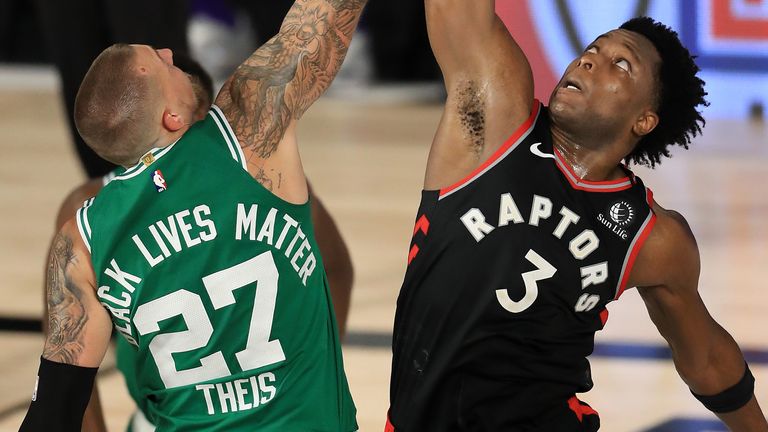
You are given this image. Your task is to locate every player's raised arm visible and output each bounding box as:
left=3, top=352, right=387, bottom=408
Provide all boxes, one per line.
left=20, top=219, right=113, bottom=431
left=423, top=0, right=534, bottom=189
left=631, top=207, right=768, bottom=431
left=215, top=0, right=366, bottom=198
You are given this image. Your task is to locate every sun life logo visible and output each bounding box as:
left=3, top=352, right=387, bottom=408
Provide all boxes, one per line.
left=609, top=201, right=634, bottom=226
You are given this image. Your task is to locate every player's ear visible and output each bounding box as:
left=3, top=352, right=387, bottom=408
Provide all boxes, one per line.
left=633, top=109, right=659, bottom=137
left=162, top=109, right=186, bottom=132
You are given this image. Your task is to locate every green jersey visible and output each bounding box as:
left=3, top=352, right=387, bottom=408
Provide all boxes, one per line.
left=76, top=107, right=357, bottom=431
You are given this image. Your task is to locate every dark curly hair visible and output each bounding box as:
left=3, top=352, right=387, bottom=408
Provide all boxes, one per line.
left=619, top=16, right=708, bottom=168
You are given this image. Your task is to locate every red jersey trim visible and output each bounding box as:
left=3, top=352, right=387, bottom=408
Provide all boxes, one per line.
left=438, top=100, right=541, bottom=200
left=384, top=412, right=395, bottom=432
left=567, top=396, right=599, bottom=422
left=553, top=149, right=634, bottom=193
left=614, top=188, right=657, bottom=300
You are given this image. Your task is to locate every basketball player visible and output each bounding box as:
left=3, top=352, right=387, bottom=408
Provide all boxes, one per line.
left=21, top=0, right=366, bottom=430
left=43, top=54, right=354, bottom=432
left=387, top=4, right=767, bottom=431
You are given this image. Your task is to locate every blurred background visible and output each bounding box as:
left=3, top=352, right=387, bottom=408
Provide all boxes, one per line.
left=0, top=1, right=766, bottom=431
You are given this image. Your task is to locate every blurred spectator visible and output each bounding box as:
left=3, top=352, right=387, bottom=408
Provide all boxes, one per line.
left=0, top=0, right=46, bottom=62
left=35, top=0, right=189, bottom=178
left=366, top=0, right=439, bottom=83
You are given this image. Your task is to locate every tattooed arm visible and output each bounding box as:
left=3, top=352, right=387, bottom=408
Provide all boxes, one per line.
left=20, top=220, right=112, bottom=430
left=43, top=219, right=112, bottom=367
left=423, top=0, right=534, bottom=190
left=215, top=0, right=367, bottom=203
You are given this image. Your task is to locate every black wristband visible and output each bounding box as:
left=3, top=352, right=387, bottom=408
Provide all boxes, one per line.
left=19, top=357, right=98, bottom=432
left=691, top=362, right=755, bottom=414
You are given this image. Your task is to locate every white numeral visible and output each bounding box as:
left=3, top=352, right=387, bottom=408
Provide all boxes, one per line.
left=134, top=290, right=230, bottom=388
left=133, top=251, right=284, bottom=389
left=496, top=249, right=557, bottom=313
left=203, top=252, right=285, bottom=371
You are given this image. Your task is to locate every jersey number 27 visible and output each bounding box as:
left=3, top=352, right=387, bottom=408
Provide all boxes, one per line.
left=133, top=251, right=285, bottom=389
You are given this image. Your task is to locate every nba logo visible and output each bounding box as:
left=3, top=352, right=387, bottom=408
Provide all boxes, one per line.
left=152, top=170, right=168, bottom=192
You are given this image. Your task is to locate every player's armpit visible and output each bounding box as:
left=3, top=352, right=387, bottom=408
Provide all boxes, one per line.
left=423, top=0, right=533, bottom=190
left=43, top=219, right=112, bottom=367
left=215, top=0, right=367, bottom=160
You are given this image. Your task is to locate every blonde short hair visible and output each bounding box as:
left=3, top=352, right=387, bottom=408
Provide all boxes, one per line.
left=74, top=44, right=163, bottom=166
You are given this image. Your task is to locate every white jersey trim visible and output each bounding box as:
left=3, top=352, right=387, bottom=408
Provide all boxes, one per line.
left=112, top=141, right=179, bottom=182
left=613, top=188, right=656, bottom=300
left=75, top=198, right=95, bottom=253
left=210, top=105, right=248, bottom=172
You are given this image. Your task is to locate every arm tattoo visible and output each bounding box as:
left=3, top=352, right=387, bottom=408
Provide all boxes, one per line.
left=217, top=0, right=367, bottom=163
left=43, top=233, right=88, bottom=364
left=457, top=80, right=487, bottom=156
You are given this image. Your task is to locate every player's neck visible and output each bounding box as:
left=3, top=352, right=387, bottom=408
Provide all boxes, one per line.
left=550, top=127, right=630, bottom=182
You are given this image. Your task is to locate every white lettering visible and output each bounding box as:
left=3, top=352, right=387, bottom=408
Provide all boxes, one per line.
left=133, top=234, right=163, bottom=267
left=234, top=379, right=252, bottom=411
left=298, top=253, right=316, bottom=286
left=176, top=210, right=200, bottom=247
left=529, top=195, right=552, bottom=226
left=197, top=372, right=279, bottom=416
left=216, top=381, right=238, bottom=413
left=196, top=384, right=216, bottom=415
left=248, top=376, right=262, bottom=408
left=553, top=207, right=580, bottom=239
left=275, top=215, right=298, bottom=249
left=569, top=230, right=599, bottom=260
left=498, top=193, right=524, bottom=226
left=104, top=259, right=141, bottom=292
left=580, top=262, right=608, bottom=289
left=258, top=372, right=277, bottom=404
left=291, top=239, right=311, bottom=272
left=461, top=208, right=495, bottom=242
left=575, top=293, right=600, bottom=312
left=236, top=204, right=258, bottom=241
left=148, top=225, right=172, bottom=258
left=101, top=303, right=131, bottom=322
left=284, top=227, right=305, bottom=258
left=194, top=205, right=217, bottom=242
left=96, top=286, right=131, bottom=307
left=156, top=216, right=182, bottom=253
left=257, top=208, right=278, bottom=246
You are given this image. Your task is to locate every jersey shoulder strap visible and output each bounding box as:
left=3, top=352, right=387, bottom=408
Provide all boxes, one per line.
left=74, top=197, right=96, bottom=254
left=208, top=105, right=248, bottom=172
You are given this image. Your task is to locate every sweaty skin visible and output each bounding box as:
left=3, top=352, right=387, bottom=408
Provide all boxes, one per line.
left=419, top=0, right=766, bottom=429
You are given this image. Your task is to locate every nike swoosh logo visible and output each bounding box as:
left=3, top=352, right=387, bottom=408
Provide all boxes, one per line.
left=529, top=142, right=555, bottom=159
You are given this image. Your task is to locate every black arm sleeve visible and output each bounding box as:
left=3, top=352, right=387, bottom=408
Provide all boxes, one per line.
left=18, top=357, right=98, bottom=432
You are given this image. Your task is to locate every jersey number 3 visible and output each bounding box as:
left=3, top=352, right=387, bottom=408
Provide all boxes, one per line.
left=496, top=249, right=557, bottom=313
left=133, top=251, right=285, bottom=389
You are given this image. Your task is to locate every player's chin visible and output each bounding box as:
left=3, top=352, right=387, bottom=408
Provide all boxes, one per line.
left=549, top=97, right=576, bottom=116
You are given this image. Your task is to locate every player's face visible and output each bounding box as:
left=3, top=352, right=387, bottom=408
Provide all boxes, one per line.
left=549, top=30, right=661, bottom=138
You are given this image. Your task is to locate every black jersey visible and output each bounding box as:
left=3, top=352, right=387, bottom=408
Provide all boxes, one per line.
left=389, top=101, right=656, bottom=431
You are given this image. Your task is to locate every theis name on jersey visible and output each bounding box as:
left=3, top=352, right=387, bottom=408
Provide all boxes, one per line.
left=460, top=192, right=608, bottom=314
left=97, top=202, right=317, bottom=346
